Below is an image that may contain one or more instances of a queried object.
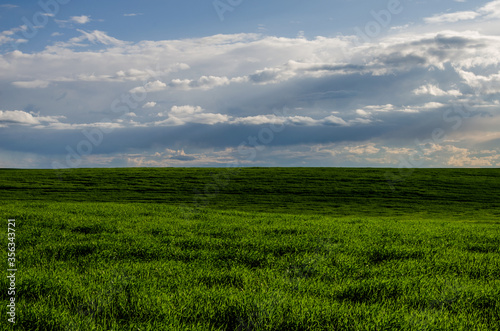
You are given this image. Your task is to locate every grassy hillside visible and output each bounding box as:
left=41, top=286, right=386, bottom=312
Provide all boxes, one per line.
left=0, top=168, right=499, bottom=330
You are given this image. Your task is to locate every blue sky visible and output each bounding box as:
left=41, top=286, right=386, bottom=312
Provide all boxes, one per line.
left=1, top=0, right=500, bottom=168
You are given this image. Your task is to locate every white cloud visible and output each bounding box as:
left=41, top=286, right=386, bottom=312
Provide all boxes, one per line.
left=418, top=102, right=446, bottom=109
left=72, top=29, right=123, bottom=45
left=354, top=102, right=444, bottom=117
left=356, top=109, right=370, bottom=117
left=0, top=110, right=64, bottom=126
left=479, top=0, right=500, bottom=19
left=48, top=29, right=126, bottom=48
left=170, top=105, right=203, bottom=115
left=155, top=105, right=230, bottom=126
left=424, top=1, right=500, bottom=24
left=323, top=115, right=347, bottom=125
left=130, top=80, right=167, bottom=93
left=390, top=24, right=411, bottom=31
left=124, top=13, right=143, bottom=17
left=364, top=104, right=396, bottom=112
left=457, top=69, right=500, bottom=94
left=413, top=84, right=462, bottom=96
left=231, top=115, right=286, bottom=125
left=0, top=25, right=28, bottom=46
left=44, top=121, right=124, bottom=131
left=70, top=15, right=91, bottom=24
left=425, top=11, right=480, bottom=24
left=142, top=102, right=157, bottom=109
left=169, top=75, right=233, bottom=90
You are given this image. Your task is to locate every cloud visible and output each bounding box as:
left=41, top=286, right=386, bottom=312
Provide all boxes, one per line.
left=12, top=80, right=50, bottom=89
left=413, top=84, right=462, bottom=96
left=48, top=29, right=126, bottom=48
left=51, top=32, right=63, bottom=37
left=0, top=25, right=28, bottom=46
left=72, top=29, right=123, bottom=45
left=142, top=102, right=157, bottom=109
left=1, top=23, right=500, bottom=167
left=456, top=69, right=500, bottom=94
left=230, top=115, right=286, bottom=125
left=353, top=102, right=447, bottom=118
left=364, top=104, right=396, bottom=113
left=124, top=13, right=143, bottom=17
left=418, top=102, right=446, bottom=109
left=323, top=115, right=347, bottom=126
left=344, top=143, right=380, bottom=155
left=168, top=75, right=245, bottom=90
left=155, top=105, right=230, bottom=126
left=170, top=105, right=204, bottom=115
left=425, top=11, right=480, bottom=24
left=0, top=110, right=64, bottom=127
left=55, top=15, right=92, bottom=28
left=424, top=1, right=500, bottom=24
left=130, top=80, right=167, bottom=93
left=446, top=145, right=500, bottom=167
left=479, top=0, right=500, bottom=19
left=248, top=66, right=297, bottom=84
left=0, top=4, right=18, bottom=8
left=70, top=15, right=91, bottom=24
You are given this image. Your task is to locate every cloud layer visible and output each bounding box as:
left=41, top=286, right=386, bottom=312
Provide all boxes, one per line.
left=1, top=2, right=500, bottom=168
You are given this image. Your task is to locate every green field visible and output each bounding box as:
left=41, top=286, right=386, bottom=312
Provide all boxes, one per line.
left=1, top=168, right=499, bottom=330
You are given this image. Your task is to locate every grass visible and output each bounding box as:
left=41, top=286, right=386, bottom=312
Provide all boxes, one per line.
left=0, top=168, right=499, bottom=330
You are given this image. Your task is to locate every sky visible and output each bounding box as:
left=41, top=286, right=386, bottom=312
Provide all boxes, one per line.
left=0, top=0, right=500, bottom=169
